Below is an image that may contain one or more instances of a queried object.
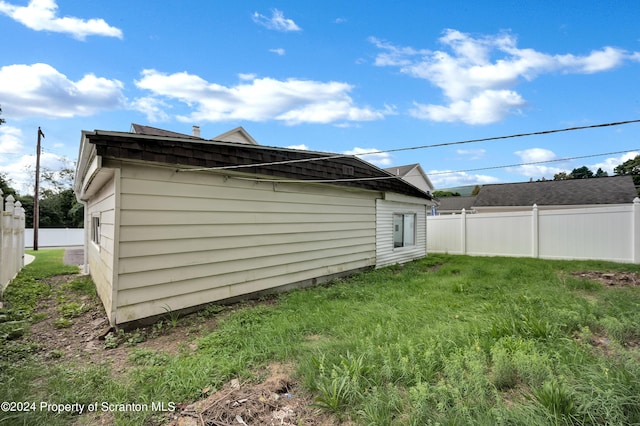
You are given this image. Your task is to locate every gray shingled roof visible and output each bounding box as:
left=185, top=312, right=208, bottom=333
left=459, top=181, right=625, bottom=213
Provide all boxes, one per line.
left=474, top=176, right=637, bottom=207
left=436, top=196, right=477, bottom=211
left=131, top=123, right=201, bottom=139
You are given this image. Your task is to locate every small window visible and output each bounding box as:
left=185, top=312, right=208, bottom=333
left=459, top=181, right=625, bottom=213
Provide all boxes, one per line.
left=91, top=216, right=101, bottom=245
left=393, top=213, right=415, bottom=248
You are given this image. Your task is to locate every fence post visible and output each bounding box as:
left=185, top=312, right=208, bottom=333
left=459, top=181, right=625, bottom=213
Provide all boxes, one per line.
left=2, top=195, right=16, bottom=291
left=634, top=198, right=640, bottom=264
left=532, top=204, right=539, bottom=259
left=0, top=189, right=3, bottom=290
left=461, top=208, right=467, bottom=255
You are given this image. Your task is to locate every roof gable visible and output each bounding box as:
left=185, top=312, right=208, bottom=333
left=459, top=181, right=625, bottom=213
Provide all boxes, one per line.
left=474, top=176, right=637, bottom=207
left=212, top=126, right=259, bottom=145
left=384, top=163, right=434, bottom=192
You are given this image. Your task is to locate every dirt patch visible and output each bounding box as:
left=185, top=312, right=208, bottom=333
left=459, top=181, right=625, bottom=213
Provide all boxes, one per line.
left=22, top=274, right=336, bottom=425
left=26, top=274, right=219, bottom=373
left=571, top=271, right=640, bottom=288
left=166, top=364, right=335, bottom=426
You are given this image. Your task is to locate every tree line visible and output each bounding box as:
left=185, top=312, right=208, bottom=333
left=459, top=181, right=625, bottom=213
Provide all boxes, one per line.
left=1, top=172, right=83, bottom=229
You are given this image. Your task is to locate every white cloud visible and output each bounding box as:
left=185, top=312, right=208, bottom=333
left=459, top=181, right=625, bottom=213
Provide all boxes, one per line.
left=409, top=90, right=524, bottom=124
left=372, top=29, right=640, bottom=124
left=343, top=147, right=392, bottom=166
left=589, top=151, right=640, bottom=175
left=252, top=9, right=301, bottom=32
left=0, top=63, right=125, bottom=118
left=509, top=148, right=564, bottom=179
left=0, top=0, right=122, bottom=40
left=0, top=125, right=24, bottom=155
left=269, top=48, right=286, bottom=56
left=286, top=144, right=309, bottom=150
left=1, top=151, right=73, bottom=194
left=427, top=169, right=501, bottom=189
left=134, top=69, right=390, bottom=125
left=130, top=97, right=170, bottom=122
left=456, top=148, right=486, bottom=160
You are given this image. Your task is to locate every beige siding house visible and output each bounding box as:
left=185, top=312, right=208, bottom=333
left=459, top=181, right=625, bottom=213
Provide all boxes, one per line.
left=75, top=125, right=433, bottom=325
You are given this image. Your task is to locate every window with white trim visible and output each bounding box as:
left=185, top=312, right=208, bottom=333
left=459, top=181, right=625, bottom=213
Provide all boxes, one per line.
left=91, top=216, right=101, bottom=245
left=393, top=213, right=415, bottom=248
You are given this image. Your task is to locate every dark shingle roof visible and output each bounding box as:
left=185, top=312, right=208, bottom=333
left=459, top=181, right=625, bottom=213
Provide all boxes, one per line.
left=437, top=196, right=477, bottom=211
left=85, top=130, right=431, bottom=200
left=474, top=176, right=637, bottom=207
left=131, top=123, right=201, bottom=139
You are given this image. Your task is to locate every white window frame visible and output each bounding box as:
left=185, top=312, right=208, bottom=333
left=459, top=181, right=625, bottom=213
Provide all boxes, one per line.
left=91, top=214, right=101, bottom=247
left=393, top=213, right=416, bottom=248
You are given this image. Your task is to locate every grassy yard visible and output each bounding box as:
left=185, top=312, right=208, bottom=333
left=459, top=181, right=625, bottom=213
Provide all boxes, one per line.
left=1, top=251, right=640, bottom=425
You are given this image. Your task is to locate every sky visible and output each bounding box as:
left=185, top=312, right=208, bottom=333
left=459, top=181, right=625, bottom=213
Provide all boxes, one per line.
left=1, top=0, right=640, bottom=194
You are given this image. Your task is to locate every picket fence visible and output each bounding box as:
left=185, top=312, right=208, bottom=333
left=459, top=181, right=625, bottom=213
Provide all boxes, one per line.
left=1, top=190, right=26, bottom=292
left=427, top=198, right=640, bottom=264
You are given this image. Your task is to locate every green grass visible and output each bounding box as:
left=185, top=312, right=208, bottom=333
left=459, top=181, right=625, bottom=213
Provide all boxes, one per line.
left=2, top=252, right=640, bottom=425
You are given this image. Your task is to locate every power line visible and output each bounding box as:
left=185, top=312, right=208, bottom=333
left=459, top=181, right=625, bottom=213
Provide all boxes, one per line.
left=429, top=148, right=640, bottom=176
left=366, top=119, right=640, bottom=155
left=182, top=118, right=640, bottom=172
left=207, top=147, right=640, bottom=186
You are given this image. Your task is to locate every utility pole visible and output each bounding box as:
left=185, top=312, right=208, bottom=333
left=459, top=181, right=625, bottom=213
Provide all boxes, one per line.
left=33, top=127, right=44, bottom=251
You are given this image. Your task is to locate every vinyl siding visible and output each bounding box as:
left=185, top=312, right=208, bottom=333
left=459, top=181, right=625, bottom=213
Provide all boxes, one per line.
left=376, top=198, right=427, bottom=268
left=86, top=174, right=117, bottom=322
left=114, top=163, right=378, bottom=323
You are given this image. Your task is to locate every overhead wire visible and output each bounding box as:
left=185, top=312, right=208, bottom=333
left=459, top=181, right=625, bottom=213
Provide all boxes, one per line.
left=429, top=148, right=640, bottom=176
left=175, top=119, right=640, bottom=183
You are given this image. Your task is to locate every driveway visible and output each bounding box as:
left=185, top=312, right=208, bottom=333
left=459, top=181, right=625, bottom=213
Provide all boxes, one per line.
left=63, top=247, right=85, bottom=266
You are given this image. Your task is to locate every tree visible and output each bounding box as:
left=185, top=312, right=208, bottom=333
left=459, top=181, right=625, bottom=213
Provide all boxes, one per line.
left=0, top=173, right=17, bottom=198
left=553, top=172, right=572, bottom=181
left=471, top=185, right=481, bottom=196
left=433, top=190, right=461, bottom=198
left=614, top=154, right=640, bottom=195
left=0, top=106, right=5, bottom=126
left=594, top=168, right=608, bottom=177
left=570, top=166, right=594, bottom=179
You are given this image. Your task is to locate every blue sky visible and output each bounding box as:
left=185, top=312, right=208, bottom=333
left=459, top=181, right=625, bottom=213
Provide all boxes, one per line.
left=1, top=0, right=639, bottom=193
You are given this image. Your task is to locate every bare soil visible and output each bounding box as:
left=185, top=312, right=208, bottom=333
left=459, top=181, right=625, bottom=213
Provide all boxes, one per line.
left=570, top=270, right=640, bottom=287
left=25, top=273, right=338, bottom=425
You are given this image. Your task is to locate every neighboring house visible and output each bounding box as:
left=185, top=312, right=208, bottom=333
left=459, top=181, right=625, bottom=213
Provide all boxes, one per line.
left=74, top=125, right=433, bottom=325
left=385, top=164, right=434, bottom=195
left=433, top=196, right=477, bottom=215
left=472, top=176, right=637, bottom=213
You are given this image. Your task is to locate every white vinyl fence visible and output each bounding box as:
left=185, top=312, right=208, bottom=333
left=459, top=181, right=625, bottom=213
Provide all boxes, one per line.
left=1, top=191, right=26, bottom=292
left=24, top=228, right=84, bottom=248
left=427, top=198, right=640, bottom=264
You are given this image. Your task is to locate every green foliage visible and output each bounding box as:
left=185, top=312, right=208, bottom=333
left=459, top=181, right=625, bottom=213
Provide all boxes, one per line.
left=571, top=165, right=594, bottom=179
left=0, top=173, right=17, bottom=198
left=614, top=154, right=640, bottom=191
left=433, top=190, right=461, bottom=197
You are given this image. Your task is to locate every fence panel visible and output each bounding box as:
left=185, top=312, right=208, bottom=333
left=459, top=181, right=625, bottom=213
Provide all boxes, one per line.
left=427, top=198, right=640, bottom=264
left=24, top=228, right=84, bottom=248
left=1, top=191, right=26, bottom=293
